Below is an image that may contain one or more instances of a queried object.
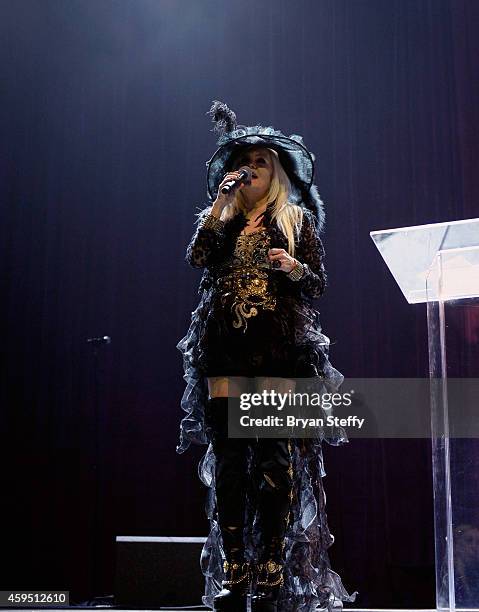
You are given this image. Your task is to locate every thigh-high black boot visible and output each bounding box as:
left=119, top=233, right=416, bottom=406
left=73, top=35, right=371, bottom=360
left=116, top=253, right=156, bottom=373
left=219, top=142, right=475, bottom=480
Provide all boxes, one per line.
left=204, top=396, right=251, bottom=612
left=251, top=438, right=293, bottom=612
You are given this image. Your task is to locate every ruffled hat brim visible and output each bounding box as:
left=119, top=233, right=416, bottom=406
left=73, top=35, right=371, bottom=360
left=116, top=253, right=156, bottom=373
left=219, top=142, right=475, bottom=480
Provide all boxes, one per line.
left=206, top=126, right=314, bottom=197
left=205, top=125, right=325, bottom=231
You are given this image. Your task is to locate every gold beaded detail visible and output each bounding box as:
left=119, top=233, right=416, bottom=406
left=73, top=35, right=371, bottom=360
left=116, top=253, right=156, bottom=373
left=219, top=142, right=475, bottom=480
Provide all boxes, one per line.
left=286, top=439, right=294, bottom=521
left=217, top=267, right=276, bottom=331
left=214, top=230, right=277, bottom=332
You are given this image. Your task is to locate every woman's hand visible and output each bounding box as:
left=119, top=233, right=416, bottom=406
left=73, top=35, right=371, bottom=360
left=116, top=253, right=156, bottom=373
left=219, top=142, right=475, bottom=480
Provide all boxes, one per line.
left=268, top=248, right=298, bottom=273
left=211, top=171, right=247, bottom=217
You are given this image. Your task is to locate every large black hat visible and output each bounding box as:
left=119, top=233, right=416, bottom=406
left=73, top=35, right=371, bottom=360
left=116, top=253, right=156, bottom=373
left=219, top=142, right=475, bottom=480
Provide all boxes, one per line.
left=205, top=100, right=325, bottom=231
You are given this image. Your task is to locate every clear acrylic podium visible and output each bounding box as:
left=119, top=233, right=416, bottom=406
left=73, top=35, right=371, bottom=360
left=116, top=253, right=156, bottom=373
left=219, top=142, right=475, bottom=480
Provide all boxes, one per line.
left=371, top=218, right=479, bottom=612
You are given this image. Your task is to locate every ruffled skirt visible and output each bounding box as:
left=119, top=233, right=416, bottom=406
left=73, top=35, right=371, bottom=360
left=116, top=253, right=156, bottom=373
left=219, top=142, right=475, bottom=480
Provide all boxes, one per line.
left=176, top=288, right=358, bottom=611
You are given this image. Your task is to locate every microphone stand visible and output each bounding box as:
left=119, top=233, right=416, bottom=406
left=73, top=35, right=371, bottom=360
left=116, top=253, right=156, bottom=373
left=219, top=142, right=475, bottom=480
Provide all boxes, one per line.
left=84, top=336, right=113, bottom=606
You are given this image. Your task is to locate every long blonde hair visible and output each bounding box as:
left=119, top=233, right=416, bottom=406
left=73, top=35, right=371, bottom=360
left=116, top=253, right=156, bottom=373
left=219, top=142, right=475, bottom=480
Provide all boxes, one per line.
left=218, top=147, right=304, bottom=257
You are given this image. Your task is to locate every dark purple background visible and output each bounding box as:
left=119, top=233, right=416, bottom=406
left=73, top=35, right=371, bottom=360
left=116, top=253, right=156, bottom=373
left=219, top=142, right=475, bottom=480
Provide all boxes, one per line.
left=1, top=0, right=478, bottom=605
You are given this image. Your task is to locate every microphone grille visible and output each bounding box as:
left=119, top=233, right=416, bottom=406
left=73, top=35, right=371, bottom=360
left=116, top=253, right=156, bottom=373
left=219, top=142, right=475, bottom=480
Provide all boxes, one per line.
left=239, top=166, right=252, bottom=180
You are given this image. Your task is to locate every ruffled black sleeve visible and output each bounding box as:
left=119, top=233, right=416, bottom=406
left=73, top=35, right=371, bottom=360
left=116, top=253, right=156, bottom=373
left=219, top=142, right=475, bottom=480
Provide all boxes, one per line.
left=185, top=206, right=226, bottom=268
left=293, top=209, right=328, bottom=299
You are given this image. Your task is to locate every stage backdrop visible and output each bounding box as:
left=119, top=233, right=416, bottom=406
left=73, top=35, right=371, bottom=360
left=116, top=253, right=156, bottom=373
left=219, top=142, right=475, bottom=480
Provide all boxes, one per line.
left=1, top=0, right=478, bottom=605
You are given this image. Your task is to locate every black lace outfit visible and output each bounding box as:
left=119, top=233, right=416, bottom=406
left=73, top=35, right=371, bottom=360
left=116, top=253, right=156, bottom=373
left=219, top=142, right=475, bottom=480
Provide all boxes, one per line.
left=176, top=202, right=358, bottom=611
left=186, top=203, right=329, bottom=378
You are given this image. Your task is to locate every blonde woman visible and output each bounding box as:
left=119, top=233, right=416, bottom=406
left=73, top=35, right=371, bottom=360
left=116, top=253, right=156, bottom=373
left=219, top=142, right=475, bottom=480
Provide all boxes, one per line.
left=177, top=102, right=357, bottom=612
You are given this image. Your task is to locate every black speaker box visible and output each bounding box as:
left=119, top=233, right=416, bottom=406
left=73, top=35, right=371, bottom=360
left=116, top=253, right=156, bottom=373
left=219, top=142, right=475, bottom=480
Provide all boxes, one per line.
left=115, top=536, right=207, bottom=608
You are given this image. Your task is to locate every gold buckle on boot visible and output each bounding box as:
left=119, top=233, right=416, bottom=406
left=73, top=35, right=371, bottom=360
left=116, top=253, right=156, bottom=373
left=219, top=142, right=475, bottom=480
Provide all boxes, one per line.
left=256, top=560, right=284, bottom=587
left=223, top=560, right=250, bottom=586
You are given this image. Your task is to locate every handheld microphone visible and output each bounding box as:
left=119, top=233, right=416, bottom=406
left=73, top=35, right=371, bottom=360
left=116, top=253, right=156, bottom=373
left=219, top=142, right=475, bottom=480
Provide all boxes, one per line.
left=87, top=336, right=112, bottom=346
left=221, top=166, right=252, bottom=194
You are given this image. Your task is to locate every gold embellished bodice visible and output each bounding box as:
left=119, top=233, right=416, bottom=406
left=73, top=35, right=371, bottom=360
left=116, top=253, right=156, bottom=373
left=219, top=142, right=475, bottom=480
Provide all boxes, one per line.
left=215, top=228, right=277, bottom=332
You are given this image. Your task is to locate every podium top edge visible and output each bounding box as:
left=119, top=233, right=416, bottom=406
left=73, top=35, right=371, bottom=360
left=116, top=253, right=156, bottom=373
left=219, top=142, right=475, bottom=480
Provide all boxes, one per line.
left=370, top=217, right=479, bottom=237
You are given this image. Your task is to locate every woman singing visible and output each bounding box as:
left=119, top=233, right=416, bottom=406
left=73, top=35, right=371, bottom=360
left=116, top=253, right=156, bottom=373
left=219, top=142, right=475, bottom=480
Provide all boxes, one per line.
left=176, top=101, right=357, bottom=612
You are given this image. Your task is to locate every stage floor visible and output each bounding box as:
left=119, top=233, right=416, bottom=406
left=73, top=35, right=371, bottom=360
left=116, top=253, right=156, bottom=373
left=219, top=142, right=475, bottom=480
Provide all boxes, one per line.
left=32, top=608, right=441, bottom=612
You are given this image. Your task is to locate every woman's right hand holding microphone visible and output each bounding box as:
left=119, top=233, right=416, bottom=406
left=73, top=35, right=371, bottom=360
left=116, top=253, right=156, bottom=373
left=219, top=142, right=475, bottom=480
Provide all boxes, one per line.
left=211, top=170, right=248, bottom=218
